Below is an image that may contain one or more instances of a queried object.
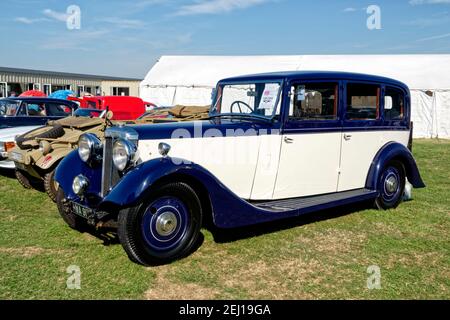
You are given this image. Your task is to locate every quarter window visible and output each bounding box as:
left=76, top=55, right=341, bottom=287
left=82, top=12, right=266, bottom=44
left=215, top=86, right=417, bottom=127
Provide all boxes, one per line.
left=346, top=83, right=380, bottom=120
left=289, top=83, right=338, bottom=121
left=384, top=87, right=405, bottom=120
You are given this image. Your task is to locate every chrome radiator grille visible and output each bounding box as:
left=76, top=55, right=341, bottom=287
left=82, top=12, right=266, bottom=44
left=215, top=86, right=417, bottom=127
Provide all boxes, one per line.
left=101, top=137, right=120, bottom=197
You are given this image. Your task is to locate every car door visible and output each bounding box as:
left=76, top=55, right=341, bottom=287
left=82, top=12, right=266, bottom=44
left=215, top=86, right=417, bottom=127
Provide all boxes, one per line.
left=273, top=81, right=342, bottom=199
left=338, top=82, right=384, bottom=192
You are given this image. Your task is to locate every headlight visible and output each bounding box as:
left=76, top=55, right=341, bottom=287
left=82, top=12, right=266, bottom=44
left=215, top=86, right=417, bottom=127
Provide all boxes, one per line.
left=72, top=174, right=89, bottom=196
left=39, top=141, right=52, bottom=155
left=78, top=133, right=102, bottom=163
left=112, top=139, right=137, bottom=171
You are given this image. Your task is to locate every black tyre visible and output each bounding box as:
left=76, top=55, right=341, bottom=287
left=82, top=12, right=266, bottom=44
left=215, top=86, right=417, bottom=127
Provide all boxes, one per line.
left=56, top=188, right=87, bottom=231
left=15, top=169, right=33, bottom=189
left=16, top=125, right=65, bottom=149
left=44, top=169, right=58, bottom=202
left=118, top=182, right=203, bottom=266
left=375, top=160, right=406, bottom=210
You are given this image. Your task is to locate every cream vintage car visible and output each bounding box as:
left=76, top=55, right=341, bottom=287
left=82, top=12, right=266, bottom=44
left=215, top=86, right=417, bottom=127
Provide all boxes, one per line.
left=54, top=71, right=425, bottom=266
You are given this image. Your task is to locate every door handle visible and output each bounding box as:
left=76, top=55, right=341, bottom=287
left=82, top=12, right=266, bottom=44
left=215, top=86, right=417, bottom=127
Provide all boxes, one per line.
left=284, top=137, right=294, bottom=144
left=344, top=134, right=352, bottom=141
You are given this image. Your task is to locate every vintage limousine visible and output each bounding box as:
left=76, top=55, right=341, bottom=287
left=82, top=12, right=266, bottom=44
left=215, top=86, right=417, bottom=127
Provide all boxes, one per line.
left=55, top=71, right=425, bottom=265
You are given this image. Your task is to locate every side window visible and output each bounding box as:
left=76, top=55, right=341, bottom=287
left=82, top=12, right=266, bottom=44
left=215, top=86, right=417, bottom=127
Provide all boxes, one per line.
left=46, top=103, right=72, bottom=116
left=346, top=83, right=380, bottom=120
left=384, top=87, right=405, bottom=120
left=27, top=103, right=46, bottom=116
left=289, top=83, right=338, bottom=121
left=16, top=104, right=27, bottom=116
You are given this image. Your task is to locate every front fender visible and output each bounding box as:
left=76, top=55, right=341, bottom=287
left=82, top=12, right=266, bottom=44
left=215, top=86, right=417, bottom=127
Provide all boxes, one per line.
left=100, top=157, right=223, bottom=209
left=366, top=142, right=425, bottom=190
left=35, top=148, right=69, bottom=171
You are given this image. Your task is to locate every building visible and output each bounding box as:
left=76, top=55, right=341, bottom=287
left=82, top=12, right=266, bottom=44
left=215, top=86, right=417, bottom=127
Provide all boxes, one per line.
left=141, top=55, right=450, bottom=139
left=0, top=66, right=141, bottom=98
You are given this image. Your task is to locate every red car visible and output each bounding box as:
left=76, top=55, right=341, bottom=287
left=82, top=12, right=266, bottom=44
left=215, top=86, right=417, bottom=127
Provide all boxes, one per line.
left=68, top=96, right=146, bottom=120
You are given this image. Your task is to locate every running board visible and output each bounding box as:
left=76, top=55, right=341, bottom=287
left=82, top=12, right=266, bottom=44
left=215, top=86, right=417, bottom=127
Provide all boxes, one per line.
left=251, top=188, right=378, bottom=213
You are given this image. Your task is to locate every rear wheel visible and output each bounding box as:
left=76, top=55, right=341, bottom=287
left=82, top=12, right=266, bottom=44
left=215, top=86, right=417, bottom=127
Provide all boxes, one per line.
left=375, top=160, right=406, bottom=210
left=118, top=182, right=202, bottom=266
left=56, top=188, right=87, bottom=231
left=43, top=169, right=59, bottom=202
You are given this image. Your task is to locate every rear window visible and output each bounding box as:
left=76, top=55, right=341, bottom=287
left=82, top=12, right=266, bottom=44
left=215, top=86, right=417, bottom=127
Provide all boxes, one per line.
left=384, top=87, right=405, bottom=121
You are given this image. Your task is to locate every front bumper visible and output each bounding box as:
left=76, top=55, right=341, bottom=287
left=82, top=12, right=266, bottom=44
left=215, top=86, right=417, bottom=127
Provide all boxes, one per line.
left=0, top=158, right=15, bottom=169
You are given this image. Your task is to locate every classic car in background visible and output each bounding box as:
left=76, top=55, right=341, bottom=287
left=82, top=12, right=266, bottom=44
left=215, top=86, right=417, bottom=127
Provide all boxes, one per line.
left=54, top=71, right=425, bottom=266
left=0, top=97, right=78, bottom=129
left=10, top=105, right=210, bottom=202
left=68, top=96, right=147, bottom=120
left=0, top=125, right=41, bottom=169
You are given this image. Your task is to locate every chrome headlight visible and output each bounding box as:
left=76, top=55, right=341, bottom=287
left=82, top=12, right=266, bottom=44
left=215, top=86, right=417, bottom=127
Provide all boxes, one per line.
left=112, top=139, right=137, bottom=171
left=72, top=174, right=89, bottom=196
left=78, top=133, right=102, bottom=163
left=39, top=141, right=52, bottom=155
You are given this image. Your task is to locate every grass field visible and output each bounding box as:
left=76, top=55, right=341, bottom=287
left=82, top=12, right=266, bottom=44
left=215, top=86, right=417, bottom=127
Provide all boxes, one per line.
left=0, top=140, right=449, bottom=300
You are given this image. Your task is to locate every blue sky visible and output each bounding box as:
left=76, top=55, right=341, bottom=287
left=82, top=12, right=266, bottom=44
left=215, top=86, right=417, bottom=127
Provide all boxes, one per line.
left=0, top=0, right=449, bottom=78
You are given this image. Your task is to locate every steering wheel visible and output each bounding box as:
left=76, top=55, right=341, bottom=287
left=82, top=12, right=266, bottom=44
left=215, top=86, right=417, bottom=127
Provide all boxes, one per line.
left=230, top=101, right=254, bottom=114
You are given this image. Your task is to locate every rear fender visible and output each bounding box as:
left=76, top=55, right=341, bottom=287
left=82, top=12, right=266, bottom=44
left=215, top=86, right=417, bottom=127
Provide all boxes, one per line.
left=366, top=142, right=425, bottom=189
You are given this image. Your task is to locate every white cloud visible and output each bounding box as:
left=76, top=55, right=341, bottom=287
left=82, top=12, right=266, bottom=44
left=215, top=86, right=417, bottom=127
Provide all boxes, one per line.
left=409, top=0, right=450, bottom=5
left=99, top=17, right=146, bottom=29
left=15, top=17, right=49, bottom=24
left=343, top=7, right=357, bottom=12
left=174, top=0, right=272, bottom=16
left=42, top=8, right=69, bottom=22
left=416, top=32, right=450, bottom=41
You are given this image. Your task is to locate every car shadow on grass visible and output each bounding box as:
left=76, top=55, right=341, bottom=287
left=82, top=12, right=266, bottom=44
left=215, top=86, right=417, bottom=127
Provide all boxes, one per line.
left=208, top=201, right=373, bottom=244
left=0, top=168, right=45, bottom=191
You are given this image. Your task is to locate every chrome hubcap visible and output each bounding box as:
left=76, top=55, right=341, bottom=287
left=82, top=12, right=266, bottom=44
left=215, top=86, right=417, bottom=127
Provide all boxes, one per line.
left=155, top=212, right=177, bottom=236
left=385, top=175, right=398, bottom=194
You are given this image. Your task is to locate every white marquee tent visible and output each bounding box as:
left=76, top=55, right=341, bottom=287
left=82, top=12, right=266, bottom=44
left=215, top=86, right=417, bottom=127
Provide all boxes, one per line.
left=141, top=55, right=450, bottom=139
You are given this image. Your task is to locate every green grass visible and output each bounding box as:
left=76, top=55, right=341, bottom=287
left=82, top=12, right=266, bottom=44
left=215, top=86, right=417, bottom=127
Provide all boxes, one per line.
left=0, top=139, right=449, bottom=299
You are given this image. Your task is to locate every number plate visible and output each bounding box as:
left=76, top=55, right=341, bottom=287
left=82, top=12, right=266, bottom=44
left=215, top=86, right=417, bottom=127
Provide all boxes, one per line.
left=71, top=202, right=94, bottom=219
left=10, top=152, right=23, bottom=162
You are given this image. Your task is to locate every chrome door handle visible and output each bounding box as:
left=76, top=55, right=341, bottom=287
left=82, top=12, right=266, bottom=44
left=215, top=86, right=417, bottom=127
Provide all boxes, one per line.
left=284, top=137, right=294, bottom=144
left=344, top=134, right=352, bottom=141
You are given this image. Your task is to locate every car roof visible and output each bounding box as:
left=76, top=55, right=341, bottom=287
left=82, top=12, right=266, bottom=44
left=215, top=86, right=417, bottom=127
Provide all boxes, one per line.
left=4, top=97, right=78, bottom=105
left=219, top=71, right=409, bottom=89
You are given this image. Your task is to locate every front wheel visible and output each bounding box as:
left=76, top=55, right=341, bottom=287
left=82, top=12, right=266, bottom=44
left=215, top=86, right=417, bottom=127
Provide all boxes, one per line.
left=375, top=160, right=406, bottom=210
left=44, top=169, right=59, bottom=202
left=118, top=182, right=202, bottom=266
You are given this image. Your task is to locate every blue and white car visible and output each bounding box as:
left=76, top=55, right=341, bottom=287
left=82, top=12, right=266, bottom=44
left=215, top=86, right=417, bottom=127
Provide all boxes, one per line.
left=54, top=71, right=425, bottom=266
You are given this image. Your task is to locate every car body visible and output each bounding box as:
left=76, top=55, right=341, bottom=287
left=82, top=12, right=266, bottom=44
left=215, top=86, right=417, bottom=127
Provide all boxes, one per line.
left=10, top=105, right=210, bottom=202
left=0, top=97, right=78, bottom=129
left=68, top=96, right=146, bottom=120
left=54, top=71, right=425, bottom=266
left=0, top=126, right=41, bottom=169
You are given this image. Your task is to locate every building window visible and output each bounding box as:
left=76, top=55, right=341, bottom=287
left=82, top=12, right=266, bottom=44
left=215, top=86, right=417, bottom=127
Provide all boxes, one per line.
left=43, top=84, right=52, bottom=96
left=112, top=87, right=130, bottom=96
left=77, top=85, right=85, bottom=97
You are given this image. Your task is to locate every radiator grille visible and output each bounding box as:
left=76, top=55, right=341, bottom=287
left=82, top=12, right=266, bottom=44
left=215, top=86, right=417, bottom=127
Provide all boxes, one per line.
left=101, top=137, right=120, bottom=197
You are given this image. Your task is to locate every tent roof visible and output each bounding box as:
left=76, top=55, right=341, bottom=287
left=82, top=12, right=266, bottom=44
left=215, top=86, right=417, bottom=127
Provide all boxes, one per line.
left=142, top=55, right=450, bottom=90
